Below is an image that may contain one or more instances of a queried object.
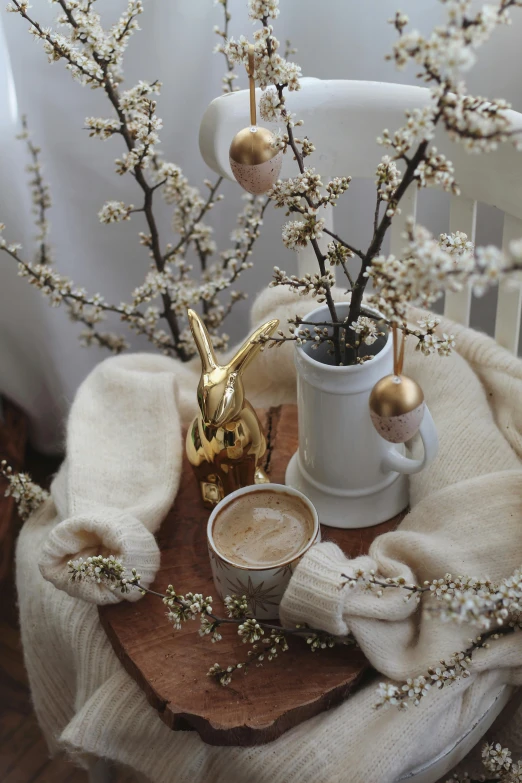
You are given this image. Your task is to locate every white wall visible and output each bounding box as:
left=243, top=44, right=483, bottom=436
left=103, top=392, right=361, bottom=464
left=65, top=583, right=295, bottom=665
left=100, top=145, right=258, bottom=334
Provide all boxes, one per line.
left=1, top=0, right=521, bottom=450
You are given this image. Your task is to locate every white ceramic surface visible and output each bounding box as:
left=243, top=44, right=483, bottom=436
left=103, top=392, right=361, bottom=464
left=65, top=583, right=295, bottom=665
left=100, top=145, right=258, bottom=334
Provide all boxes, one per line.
left=207, top=483, right=320, bottom=620
left=285, top=303, right=439, bottom=529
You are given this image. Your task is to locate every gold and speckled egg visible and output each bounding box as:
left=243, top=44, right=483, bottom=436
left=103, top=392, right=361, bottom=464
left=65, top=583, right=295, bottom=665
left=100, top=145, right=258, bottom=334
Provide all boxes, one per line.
left=369, top=374, right=425, bottom=444
left=229, top=126, right=283, bottom=195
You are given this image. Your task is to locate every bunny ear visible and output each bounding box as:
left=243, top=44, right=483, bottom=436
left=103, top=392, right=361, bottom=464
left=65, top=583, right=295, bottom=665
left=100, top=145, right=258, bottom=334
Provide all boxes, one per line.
left=187, top=309, right=217, bottom=372
left=229, top=318, right=279, bottom=375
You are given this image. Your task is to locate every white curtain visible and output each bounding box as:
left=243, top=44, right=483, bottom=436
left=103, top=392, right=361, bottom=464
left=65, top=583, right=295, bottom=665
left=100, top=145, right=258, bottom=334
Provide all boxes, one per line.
left=1, top=0, right=522, bottom=452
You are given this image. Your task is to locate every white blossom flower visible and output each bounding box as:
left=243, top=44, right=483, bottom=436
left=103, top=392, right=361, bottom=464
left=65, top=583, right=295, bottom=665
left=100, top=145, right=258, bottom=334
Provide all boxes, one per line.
left=414, top=148, right=458, bottom=193
left=439, top=231, right=474, bottom=257
left=401, top=676, right=431, bottom=706
left=85, top=117, right=121, bottom=140
left=259, top=86, right=282, bottom=122
left=325, top=176, right=351, bottom=205
left=248, top=0, right=280, bottom=21
left=1, top=461, right=49, bottom=520
left=238, top=618, right=264, bottom=644
left=281, top=216, right=325, bottom=250
left=375, top=682, right=401, bottom=708
left=376, top=156, right=400, bottom=201
left=350, top=316, right=380, bottom=345
left=482, top=743, right=513, bottom=774
left=98, top=200, right=134, bottom=224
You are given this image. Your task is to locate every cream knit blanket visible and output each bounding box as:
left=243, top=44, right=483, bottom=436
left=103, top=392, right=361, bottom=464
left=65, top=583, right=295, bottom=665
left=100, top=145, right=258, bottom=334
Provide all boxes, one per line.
left=16, top=286, right=522, bottom=783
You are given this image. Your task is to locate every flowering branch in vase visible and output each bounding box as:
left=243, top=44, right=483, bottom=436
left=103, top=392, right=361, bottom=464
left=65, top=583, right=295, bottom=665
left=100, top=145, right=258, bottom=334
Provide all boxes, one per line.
left=6, top=0, right=522, bottom=367
left=226, top=0, right=522, bottom=366
left=260, top=260, right=456, bottom=359
left=3, top=0, right=268, bottom=360
left=368, top=222, right=522, bottom=323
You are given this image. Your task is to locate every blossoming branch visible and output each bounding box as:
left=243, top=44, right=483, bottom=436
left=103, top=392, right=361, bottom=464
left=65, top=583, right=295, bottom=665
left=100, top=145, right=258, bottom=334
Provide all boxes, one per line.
left=68, top=553, right=342, bottom=687
left=4, top=455, right=520, bottom=703
left=342, top=566, right=522, bottom=710
left=63, top=540, right=522, bottom=698
left=226, top=0, right=522, bottom=365
left=0, top=460, right=49, bottom=521
left=3, top=0, right=269, bottom=360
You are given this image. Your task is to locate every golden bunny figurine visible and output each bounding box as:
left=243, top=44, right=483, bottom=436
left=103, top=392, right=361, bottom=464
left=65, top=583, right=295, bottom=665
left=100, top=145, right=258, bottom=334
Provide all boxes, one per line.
left=186, top=308, right=279, bottom=508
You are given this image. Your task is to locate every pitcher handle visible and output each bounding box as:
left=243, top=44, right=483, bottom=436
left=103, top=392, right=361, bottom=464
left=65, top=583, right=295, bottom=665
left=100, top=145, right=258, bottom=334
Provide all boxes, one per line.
left=381, top=406, right=438, bottom=475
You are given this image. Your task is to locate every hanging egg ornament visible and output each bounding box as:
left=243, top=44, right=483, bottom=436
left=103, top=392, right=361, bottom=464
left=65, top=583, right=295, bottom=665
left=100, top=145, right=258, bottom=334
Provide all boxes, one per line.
left=369, top=373, right=425, bottom=444
left=229, top=44, right=283, bottom=195
left=229, top=126, right=283, bottom=195
left=369, top=325, right=425, bottom=444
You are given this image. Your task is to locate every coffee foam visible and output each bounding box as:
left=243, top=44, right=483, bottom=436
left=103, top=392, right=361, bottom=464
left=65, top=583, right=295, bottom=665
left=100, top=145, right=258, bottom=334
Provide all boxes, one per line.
left=213, top=490, right=314, bottom=568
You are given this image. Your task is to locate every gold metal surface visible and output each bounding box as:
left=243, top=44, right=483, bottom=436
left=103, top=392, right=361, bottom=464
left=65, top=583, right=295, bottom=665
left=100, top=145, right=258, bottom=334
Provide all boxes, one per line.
left=369, top=373, right=424, bottom=418
left=185, top=309, right=279, bottom=507
left=392, top=324, right=405, bottom=376
left=254, top=466, right=270, bottom=484
left=229, top=125, right=278, bottom=166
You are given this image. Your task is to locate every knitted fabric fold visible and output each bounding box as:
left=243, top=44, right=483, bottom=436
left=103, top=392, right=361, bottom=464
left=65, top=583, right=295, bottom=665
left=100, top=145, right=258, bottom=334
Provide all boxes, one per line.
left=39, top=510, right=160, bottom=603
left=16, top=287, right=522, bottom=782
left=280, top=472, right=522, bottom=681
left=38, top=352, right=184, bottom=603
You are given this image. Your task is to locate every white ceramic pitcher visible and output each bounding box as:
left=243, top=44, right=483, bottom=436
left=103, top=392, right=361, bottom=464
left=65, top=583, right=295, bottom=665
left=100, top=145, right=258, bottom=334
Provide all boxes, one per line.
left=285, top=303, right=439, bottom=528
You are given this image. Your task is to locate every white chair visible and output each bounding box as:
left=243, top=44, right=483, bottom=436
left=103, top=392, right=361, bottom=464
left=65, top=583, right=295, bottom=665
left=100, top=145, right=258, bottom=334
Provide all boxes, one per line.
left=198, top=78, right=522, bottom=783
left=200, top=78, right=522, bottom=353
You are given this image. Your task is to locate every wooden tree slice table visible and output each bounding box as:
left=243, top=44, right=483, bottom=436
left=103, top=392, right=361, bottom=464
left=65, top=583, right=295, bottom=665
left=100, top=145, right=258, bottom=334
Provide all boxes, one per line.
left=99, top=405, right=402, bottom=747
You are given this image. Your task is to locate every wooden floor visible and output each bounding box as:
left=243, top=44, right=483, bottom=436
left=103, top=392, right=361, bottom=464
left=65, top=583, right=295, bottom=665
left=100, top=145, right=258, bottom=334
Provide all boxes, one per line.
left=0, top=573, right=141, bottom=783
left=0, top=440, right=85, bottom=783
left=0, top=575, right=89, bottom=783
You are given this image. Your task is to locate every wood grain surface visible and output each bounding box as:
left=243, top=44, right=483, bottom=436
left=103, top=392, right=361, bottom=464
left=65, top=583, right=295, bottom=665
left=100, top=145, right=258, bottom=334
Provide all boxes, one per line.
left=99, top=405, right=401, bottom=746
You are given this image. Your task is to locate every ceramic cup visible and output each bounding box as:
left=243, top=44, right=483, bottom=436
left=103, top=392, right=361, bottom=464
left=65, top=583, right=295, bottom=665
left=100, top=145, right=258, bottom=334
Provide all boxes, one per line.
left=207, top=483, right=320, bottom=620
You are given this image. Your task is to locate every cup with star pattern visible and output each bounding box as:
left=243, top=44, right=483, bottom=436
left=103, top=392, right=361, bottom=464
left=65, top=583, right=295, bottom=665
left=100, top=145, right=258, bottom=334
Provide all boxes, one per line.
left=207, top=483, right=320, bottom=620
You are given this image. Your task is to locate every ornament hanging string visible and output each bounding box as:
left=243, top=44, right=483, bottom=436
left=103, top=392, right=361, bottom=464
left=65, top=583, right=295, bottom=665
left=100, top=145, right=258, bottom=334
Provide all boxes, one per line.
left=248, top=44, right=256, bottom=127
left=228, top=42, right=283, bottom=195
left=392, top=325, right=406, bottom=377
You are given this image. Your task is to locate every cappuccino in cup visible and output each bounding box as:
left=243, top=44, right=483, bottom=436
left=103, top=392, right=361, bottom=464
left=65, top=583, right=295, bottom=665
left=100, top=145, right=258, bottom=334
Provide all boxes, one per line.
left=207, top=484, right=320, bottom=620
left=213, top=490, right=315, bottom=567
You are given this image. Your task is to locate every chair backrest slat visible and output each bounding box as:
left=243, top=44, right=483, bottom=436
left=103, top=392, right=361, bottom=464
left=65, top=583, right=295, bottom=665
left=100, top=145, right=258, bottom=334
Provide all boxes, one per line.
left=443, top=195, right=477, bottom=327
left=494, top=214, right=522, bottom=353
